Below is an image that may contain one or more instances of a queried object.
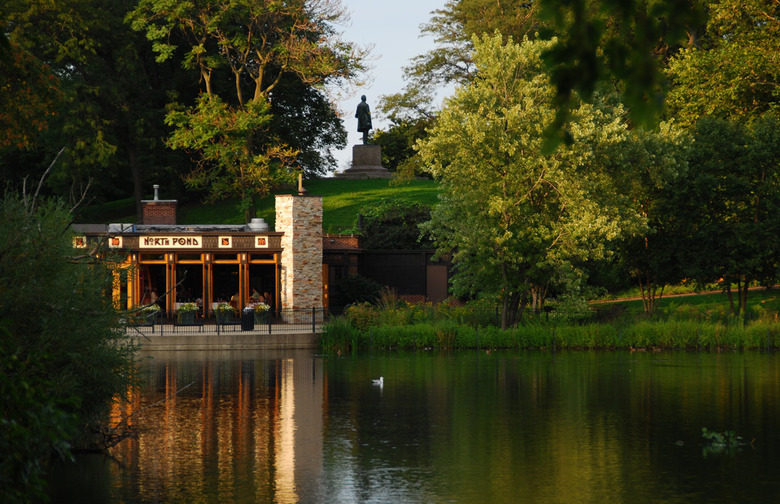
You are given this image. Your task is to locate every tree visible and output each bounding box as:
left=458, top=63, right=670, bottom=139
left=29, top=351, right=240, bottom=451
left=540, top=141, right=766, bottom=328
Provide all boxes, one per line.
left=3, top=0, right=183, bottom=217
left=129, top=0, right=366, bottom=220
left=418, top=34, right=645, bottom=328
left=378, top=0, right=542, bottom=172
left=670, top=115, right=780, bottom=317
left=665, top=0, right=780, bottom=128
left=354, top=199, right=433, bottom=250
left=372, top=116, right=435, bottom=176
left=0, top=191, right=136, bottom=501
left=537, top=0, right=706, bottom=148
left=165, top=95, right=298, bottom=219
left=268, top=75, right=348, bottom=178
left=386, top=0, right=542, bottom=112
left=613, top=125, right=688, bottom=314
left=0, top=40, right=60, bottom=151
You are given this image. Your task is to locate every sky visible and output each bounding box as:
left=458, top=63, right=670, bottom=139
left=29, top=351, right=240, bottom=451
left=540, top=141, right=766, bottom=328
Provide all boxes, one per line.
left=330, top=0, right=448, bottom=172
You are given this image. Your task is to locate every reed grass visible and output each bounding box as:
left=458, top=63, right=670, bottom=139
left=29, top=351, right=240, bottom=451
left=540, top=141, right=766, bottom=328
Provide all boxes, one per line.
left=322, top=298, right=780, bottom=353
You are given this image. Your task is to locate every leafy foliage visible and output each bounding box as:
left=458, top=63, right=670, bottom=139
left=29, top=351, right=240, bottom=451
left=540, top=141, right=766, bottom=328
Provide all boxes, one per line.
left=330, top=274, right=382, bottom=308
left=613, top=124, right=689, bottom=314
left=268, top=75, right=348, bottom=177
left=129, top=0, right=366, bottom=219
left=666, top=0, right=780, bottom=127
left=3, top=0, right=182, bottom=214
left=0, top=192, right=136, bottom=500
left=381, top=0, right=542, bottom=121
left=166, top=94, right=297, bottom=217
left=323, top=292, right=780, bottom=352
left=372, top=116, right=435, bottom=177
left=669, top=115, right=780, bottom=317
left=0, top=333, right=78, bottom=504
left=537, top=0, right=706, bottom=148
left=354, top=198, right=433, bottom=250
left=378, top=0, right=542, bottom=169
left=701, top=428, right=745, bottom=457
left=0, top=41, right=60, bottom=151
left=418, top=34, right=645, bottom=327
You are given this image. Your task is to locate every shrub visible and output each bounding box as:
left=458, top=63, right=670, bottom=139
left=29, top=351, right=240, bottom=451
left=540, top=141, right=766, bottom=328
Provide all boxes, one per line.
left=331, top=274, right=382, bottom=307
left=343, top=302, right=381, bottom=332
left=0, top=192, right=136, bottom=501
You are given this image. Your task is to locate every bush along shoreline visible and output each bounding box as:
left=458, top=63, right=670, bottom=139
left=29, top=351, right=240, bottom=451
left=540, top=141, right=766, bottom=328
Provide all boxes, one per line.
left=321, top=299, right=780, bottom=353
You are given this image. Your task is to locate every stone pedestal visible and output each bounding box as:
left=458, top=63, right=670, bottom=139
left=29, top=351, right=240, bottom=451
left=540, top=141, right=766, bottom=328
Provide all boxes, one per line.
left=336, top=144, right=392, bottom=179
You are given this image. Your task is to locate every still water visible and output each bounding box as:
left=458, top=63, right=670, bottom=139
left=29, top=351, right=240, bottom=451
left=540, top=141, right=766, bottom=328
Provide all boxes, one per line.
left=50, top=349, right=780, bottom=503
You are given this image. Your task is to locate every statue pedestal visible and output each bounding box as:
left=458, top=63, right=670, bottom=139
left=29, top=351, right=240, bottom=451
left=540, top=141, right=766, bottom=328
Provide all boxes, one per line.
left=336, top=145, right=392, bottom=179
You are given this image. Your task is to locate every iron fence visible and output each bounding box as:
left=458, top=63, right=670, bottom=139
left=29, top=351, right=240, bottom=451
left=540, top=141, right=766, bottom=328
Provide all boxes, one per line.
left=127, top=307, right=335, bottom=336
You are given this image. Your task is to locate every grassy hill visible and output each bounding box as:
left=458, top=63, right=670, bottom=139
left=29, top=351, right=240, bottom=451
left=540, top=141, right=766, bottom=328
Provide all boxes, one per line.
left=75, top=178, right=441, bottom=232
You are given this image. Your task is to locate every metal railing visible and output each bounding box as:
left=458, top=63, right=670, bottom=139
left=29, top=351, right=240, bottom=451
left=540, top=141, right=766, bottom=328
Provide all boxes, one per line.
left=128, top=307, right=334, bottom=336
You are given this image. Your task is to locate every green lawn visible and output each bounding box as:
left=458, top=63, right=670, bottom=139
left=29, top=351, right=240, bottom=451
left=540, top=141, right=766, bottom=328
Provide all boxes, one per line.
left=76, top=178, right=440, bottom=232
left=602, top=287, right=780, bottom=319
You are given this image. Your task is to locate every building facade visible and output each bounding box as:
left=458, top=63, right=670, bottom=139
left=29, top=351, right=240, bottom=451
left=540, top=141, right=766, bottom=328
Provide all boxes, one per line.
left=73, top=191, right=323, bottom=318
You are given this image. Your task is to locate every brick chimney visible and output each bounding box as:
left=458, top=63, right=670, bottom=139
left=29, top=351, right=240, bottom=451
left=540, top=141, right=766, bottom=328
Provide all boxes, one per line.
left=142, top=185, right=177, bottom=225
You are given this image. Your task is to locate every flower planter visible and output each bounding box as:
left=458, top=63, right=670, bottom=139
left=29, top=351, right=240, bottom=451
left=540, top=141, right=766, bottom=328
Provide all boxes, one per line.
left=254, top=310, right=269, bottom=324
left=178, top=311, right=197, bottom=325
left=216, top=310, right=236, bottom=324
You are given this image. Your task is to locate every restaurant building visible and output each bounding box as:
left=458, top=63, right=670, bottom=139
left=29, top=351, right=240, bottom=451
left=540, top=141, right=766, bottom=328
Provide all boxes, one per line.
left=73, top=187, right=323, bottom=319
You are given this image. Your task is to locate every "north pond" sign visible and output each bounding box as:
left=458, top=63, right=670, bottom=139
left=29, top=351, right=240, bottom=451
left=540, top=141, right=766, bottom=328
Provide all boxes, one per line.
left=139, top=236, right=203, bottom=248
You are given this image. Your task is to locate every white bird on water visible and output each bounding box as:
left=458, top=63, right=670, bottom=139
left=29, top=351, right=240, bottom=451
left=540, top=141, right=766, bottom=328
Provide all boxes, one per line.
left=372, top=376, right=384, bottom=387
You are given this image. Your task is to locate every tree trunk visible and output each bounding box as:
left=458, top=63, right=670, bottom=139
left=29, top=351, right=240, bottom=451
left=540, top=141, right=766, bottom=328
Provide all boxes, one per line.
left=530, top=283, right=548, bottom=313
left=500, top=291, right=525, bottom=329
left=725, top=282, right=735, bottom=316
left=500, top=296, right=510, bottom=330
left=739, top=276, right=749, bottom=319
left=638, top=272, right=659, bottom=315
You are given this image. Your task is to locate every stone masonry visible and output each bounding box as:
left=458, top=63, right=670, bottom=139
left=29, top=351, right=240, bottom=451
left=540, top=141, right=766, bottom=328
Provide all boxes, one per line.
left=275, top=194, right=323, bottom=311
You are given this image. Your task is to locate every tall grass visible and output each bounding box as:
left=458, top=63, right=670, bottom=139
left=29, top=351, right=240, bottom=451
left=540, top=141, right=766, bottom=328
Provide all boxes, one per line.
left=322, top=296, right=780, bottom=353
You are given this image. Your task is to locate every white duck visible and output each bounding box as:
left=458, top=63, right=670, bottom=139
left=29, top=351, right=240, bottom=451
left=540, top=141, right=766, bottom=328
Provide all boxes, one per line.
left=372, top=376, right=384, bottom=387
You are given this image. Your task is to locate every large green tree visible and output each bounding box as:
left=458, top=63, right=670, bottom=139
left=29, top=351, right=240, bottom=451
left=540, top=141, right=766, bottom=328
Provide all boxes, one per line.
left=418, top=34, right=645, bottom=328
left=2, top=0, right=182, bottom=217
left=0, top=40, right=60, bottom=152
left=378, top=0, right=542, bottom=174
left=670, top=115, right=780, bottom=317
left=613, top=125, right=689, bottom=314
left=665, top=0, right=780, bottom=127
left=354, top=199, right=433, bottom=250
left=130, top=0, right=366, bottom=220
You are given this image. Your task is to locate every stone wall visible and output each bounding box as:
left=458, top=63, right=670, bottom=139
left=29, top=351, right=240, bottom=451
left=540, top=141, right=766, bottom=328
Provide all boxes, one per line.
left=276, top=195, right=323, bottom=310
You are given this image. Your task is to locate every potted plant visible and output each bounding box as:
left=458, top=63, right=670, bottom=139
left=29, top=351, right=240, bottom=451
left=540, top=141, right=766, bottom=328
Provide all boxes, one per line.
left=177, top=302, right=198, bottom=325
left=254, top=303, right=270, bottom=324
left=140, top=304, right=161, bottom=325
left=215, top=302, right=236, bottom=324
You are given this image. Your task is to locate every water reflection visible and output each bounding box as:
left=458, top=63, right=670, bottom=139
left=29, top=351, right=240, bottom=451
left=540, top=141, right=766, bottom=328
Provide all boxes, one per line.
left=101, top=350, right=322, bottom=504
left=49, top=350, right=780, bottom=504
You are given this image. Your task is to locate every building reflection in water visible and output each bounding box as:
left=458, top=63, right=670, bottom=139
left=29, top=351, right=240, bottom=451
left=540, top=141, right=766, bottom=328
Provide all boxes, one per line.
left=110, top=350, right=323, bottom=503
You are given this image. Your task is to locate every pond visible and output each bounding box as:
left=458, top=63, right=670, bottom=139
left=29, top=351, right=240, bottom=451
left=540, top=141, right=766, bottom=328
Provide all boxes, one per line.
left=49, top=349, right=780, bottom=503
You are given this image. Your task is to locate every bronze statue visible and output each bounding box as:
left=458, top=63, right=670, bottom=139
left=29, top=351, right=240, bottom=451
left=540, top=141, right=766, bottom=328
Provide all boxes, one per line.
left=355, top=95, right=372, bottom=144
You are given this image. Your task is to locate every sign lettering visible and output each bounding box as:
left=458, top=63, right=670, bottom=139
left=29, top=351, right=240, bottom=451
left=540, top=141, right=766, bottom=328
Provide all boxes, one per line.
left=140, top=235, right=202, bottom=249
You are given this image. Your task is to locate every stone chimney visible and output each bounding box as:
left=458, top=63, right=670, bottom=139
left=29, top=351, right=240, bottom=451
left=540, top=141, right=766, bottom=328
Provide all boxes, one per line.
left=141, top=184, right=177, bottom=225
left=275, top=194, right=323, bottom=311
